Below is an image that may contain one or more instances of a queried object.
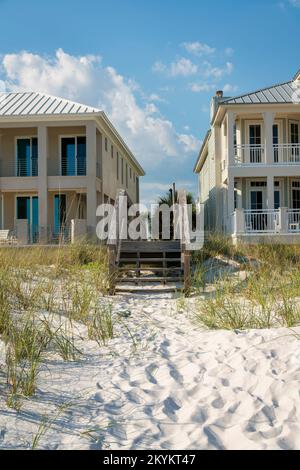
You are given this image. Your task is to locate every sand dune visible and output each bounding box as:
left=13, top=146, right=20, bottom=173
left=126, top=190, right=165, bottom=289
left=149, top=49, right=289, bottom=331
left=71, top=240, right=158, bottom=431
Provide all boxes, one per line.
left=1, top=293, right=300, bottom=450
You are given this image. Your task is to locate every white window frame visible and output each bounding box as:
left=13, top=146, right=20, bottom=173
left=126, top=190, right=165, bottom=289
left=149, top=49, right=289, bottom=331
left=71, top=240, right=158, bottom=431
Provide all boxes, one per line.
left=15, top=136, right=37, bottom=177
left=59, top=135, right=86, bottom=177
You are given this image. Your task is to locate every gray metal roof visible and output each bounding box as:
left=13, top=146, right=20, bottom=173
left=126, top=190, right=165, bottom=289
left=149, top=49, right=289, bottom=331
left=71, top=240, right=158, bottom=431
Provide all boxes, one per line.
left=0, top=92, right=99, bottom=116
left=221, top=80, right=297, bottom=105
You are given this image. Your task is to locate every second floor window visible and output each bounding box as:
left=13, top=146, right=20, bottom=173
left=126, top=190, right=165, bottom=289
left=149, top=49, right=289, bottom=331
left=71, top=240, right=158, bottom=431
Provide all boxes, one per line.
left=111, top=145, right=114, bottom=158
left=291, top=122, right=299, bottom=144
left=117, top=152, right=119, bottom=180
left=61, top=136, right=86, bottom=176
left=16, top=137, right=38, bottom=177
left=105, top=137, right=108, bottom=152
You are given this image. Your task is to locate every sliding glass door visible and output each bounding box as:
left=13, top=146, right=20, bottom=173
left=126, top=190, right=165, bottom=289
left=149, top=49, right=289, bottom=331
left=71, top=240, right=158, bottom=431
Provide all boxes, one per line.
left=54, top=194, right=67, bottom=236
left=61, top=137, right=86, bottom=176
left=16, top=138, right=38, bottom=176
left=16, top=196, right=39, bottom=243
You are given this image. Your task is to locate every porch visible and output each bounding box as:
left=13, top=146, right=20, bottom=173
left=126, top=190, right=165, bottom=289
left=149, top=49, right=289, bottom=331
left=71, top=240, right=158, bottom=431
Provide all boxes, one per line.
left=228, top=176, right=300, bottom=244
left=0, top=190, right=89, bottom=245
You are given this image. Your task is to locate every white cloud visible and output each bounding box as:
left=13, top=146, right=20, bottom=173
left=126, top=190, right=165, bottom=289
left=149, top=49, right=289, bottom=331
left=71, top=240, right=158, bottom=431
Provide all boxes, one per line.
left=153, top=57, right=198, bottom=77
left=170, top=58, right=198, bottom=77
left=202, top=61, right=233, bottom=79
left=182, top=42, right=215, bottom=56
left=189, top=83, right=215, bottom=93
left=223, top=83, right=238, bottom=94
left=1, top=49, right=200, bottom=169
left=289, top=0, right=300, bottom=6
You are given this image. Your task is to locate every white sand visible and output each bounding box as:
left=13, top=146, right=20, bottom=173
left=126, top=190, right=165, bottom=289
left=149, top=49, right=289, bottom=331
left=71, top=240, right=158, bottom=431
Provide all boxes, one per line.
left=1, top=292, right=300, bottom=450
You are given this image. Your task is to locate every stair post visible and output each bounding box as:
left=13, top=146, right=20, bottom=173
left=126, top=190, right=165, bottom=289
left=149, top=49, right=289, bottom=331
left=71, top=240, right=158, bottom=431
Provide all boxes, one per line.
left=183, top=250, right=191, bottom=297
left=108, top=245, right=117, bottom=295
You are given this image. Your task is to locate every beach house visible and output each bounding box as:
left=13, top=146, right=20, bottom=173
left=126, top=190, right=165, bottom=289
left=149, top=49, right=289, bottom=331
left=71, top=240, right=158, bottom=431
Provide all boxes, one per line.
left=0, top=92, right=145, bottom=244
left=194, top=69, right=300, bottom=244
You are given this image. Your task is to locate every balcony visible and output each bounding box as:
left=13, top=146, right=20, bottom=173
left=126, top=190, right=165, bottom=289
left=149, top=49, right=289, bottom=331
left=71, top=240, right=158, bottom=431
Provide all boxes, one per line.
left=0, top=158, right=38, bottom=177
left=233, top=144, right=300, bottom=166
left=234, top=145, right=265, bottom=165
left=233, top=208, right=300, bottom=235
left=273, top=144, right=300, bottom=164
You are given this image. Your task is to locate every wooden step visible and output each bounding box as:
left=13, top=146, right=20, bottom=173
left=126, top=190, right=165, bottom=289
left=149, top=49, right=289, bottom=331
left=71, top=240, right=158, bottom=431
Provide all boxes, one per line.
left=118, top=267, right=182, bottom=273
left=115, top=285, right=182, bottom=294
left=119, top=257, right=181, bottom=263
left=117, top=276, right=183, bottom=283
left=120, top=241, right=181, bottom=253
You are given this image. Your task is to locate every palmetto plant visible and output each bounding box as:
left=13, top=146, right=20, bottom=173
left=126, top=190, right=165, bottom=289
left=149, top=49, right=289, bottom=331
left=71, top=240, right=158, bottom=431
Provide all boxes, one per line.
left=155, top=190, right=197, bottom=238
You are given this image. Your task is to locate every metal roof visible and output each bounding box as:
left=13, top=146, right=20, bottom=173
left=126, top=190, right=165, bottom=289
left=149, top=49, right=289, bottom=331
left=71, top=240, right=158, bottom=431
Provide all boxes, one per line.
left=221, top=80, right=297, bottom=105
left=0, top=92, right=99, bottom=116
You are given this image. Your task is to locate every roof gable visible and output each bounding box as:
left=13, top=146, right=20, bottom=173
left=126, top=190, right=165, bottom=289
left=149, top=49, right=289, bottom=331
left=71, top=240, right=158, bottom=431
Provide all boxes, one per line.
left=0, top=92, right=100, bottom=117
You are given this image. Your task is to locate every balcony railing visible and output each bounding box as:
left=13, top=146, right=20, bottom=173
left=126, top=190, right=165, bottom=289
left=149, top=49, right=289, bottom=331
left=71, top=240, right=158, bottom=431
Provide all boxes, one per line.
left=61, top=157, right=86, bottom=176
left=244, top=210, right=280, bottom=233
left=273, top=144, right=300, bottom=164
left=0, top=158, right=38, bottom=177
left=233, top=144, right=300, bottom=166
left=234, top=145, right=265, bottom=165
left=234, top=209, right=300, bottom=235
left=288, top=210, right=300, bottom=232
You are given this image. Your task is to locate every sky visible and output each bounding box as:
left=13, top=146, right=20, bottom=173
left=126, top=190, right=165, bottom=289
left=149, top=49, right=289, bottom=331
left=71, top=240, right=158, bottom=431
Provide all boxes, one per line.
left=0, top=0, right=300, bottom=205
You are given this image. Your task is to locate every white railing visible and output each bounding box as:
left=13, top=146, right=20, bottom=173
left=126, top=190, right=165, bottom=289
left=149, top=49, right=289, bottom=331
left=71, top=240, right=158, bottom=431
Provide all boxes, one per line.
left=244, top=210, right=280, bottom=233
left=273, top=144, right=300, bottom=164
left=234, top=145, right=265, bottom=165
left=0, top=159, right=38, bottom=177
left=288, top=210, right=300, bottom=232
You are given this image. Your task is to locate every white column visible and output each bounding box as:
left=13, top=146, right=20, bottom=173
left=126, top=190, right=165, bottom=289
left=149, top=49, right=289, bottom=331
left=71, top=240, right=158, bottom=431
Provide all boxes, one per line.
left=235, top=208, right=245, bottom=234
left=38, top=125, right=48, bottom=243
left=227, top=112, right=236, bottom=166
left=263, top=111, right=274, bottom=165
left=279, top=207, right=288, bottom=233
left=86, top=121, right=97, bottom=237
left=267, top=175, right=274, bottom=210
left=228, top=176, right=235, bottom=233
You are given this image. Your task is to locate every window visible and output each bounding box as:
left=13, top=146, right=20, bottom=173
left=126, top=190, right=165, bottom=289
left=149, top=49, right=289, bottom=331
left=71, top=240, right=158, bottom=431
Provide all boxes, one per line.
left=111, top=145, right=114, bottom=158
left=249, top=124, right=262, bottom=163
left=249, top=125, right=261, bottom=145
left=121, top=158, right=124, bottom=184
left=273, top=124, right=279, bottom=163
left=291, top=122, right=299, bottom=144
left=250, top=181, right=267, bottom=187
left=130, top=167, right=132, bottom=179
left=105, top=137, right=108, bottom=152
left=16, top=137, right=38, bottom=177
left=117, top=152, right=119, bottom=180
left=61, top=136, right=86, bottom=176
left=274, top=191, right=280, bottom=210
left=126, top=163, right=128, bottom=188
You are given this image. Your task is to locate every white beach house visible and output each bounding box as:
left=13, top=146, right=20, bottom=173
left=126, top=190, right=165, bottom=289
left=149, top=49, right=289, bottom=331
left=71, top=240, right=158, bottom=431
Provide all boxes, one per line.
left=194, top=69, right=300, bottom=244
left=0, top=92, right=145, bottom=244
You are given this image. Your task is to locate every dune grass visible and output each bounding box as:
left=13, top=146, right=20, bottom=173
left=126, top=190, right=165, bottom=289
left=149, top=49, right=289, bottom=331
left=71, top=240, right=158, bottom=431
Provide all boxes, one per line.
left=193, top=235, right=300, bottom=331
left=0, top=242, right=115, bottom=409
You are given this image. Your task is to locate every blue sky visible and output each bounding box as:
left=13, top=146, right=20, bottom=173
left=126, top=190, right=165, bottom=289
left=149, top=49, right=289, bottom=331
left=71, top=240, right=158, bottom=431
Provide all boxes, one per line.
left=0, top=0, right=300, bottom=204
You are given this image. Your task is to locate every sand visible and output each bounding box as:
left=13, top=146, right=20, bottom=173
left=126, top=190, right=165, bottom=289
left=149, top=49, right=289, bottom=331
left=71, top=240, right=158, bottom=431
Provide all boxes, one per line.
left=1, top=292, right=300, bottom=450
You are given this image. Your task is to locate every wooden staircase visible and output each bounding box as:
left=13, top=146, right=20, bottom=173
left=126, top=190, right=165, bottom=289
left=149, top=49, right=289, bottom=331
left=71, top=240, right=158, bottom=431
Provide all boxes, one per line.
left=115, top=240, right=183, bottom=292
left=107, top=188, right=192, bottom=295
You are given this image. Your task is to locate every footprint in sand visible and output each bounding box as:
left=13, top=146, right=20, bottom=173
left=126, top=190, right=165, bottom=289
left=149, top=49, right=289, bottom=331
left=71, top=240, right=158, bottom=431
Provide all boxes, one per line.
left=162, top=396, right=181, bottom=421
left=145, top=364, right=158, bottom=384
left=211, top=397, right=225, bottom=409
